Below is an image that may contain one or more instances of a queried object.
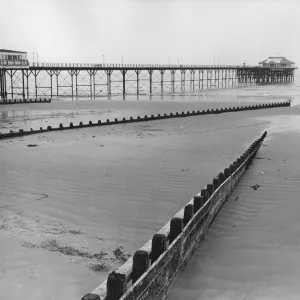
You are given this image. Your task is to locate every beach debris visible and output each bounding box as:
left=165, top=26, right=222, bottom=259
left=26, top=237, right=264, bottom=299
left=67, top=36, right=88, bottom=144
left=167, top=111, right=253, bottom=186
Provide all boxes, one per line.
left=250, top=184, right=261, bottom=190
left=113, top=245, right=131, bottom=263
left=27, top=144, right=38, bottom=147
left=21, top=239, right=131, bottom=273
left=234, top=196, right=239, bottom=201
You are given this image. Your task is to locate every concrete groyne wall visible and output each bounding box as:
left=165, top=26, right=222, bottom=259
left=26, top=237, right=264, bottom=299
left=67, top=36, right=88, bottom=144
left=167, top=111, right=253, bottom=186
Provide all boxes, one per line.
left=82, top=131, right=268, bottom=300
left=0, top=101, right=289, bottom=140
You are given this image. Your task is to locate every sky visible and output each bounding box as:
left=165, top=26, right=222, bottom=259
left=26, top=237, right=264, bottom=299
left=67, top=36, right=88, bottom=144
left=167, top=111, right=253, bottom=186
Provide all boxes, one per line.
left=1, top=0, right=300, bottom=66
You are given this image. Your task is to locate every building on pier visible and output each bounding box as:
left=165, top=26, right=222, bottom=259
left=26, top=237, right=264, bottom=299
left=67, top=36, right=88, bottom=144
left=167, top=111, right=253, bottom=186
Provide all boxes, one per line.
left=0, top=49, right=29, bottom=68
left=259, top=56, right=295, bottom=69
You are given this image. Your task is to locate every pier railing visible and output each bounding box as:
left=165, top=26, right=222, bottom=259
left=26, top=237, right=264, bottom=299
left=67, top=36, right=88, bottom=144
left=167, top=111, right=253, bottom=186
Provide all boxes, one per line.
left=28, top=62, right=297, bottom=69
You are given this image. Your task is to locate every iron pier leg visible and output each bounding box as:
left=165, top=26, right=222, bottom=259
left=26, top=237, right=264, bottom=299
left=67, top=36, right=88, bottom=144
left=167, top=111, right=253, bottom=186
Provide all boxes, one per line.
left=9, top=70, right=14, bottom=100
left=0, top=70, right=3, bottom=100
left=26, top=70, right=29, bottom=99
left=135, top=70, right=141, bottom=95
left=55, top=70, right=61, bottom=99
left=93, top=72, right=96, bottom=99
left=50, top=74, right=53, bottom=98
left=160, top=70, right=164, bottom=94
left=71, top=72, right=74, bottom=99
left=3, top=71, right=7, bottom=100
left=171, top=70, right=175, bottom=93
left=148, top=70, right=153, bottom=94
left=191, top=70, right=195, bottom=91
left=34, top=71, right=38, bottom=99
left=105, top=70, right=112, bottom=97
left=181, top=70, right=185, bottom=91
left=75, top=71, right=78, bottom=98
left=22, top=70, right=25, bottom=99
left=56, top=73, right=58, bottom=98
left=121, top=69, right=127, bottom=97
left=90, top=71, right=93, bottom=98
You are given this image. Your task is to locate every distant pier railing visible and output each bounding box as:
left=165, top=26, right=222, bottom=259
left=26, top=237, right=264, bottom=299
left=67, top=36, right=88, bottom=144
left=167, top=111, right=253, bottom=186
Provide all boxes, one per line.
left=27, top=62, right=297, bottom=69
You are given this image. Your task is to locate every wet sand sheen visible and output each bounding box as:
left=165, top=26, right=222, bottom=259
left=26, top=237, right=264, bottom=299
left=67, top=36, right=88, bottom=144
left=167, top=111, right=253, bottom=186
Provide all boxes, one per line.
left=168, top=129, right=300, bottom=300
left=0, top=108, right=274, bottom=300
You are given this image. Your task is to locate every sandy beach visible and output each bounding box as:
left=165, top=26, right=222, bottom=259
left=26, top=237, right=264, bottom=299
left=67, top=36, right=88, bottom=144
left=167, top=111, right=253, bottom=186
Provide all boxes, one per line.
left=1, top=0, right=300, bottom=298
left=0, top=105, right=284, bottom=300
left=168, top=111, right=300, bottom=300
left=0, top=84, right=299, bottom=299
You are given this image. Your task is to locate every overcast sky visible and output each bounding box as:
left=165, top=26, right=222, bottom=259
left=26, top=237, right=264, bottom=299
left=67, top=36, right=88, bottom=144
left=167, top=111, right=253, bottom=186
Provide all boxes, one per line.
left=1, top=0, right=299, bottom=65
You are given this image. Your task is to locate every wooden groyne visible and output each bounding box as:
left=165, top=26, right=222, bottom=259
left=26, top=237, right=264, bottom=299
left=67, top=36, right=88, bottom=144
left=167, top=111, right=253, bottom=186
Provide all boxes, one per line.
left=0, top=98, right=51, bottom=105
left=81, top=131, right=267, bottom=300
left=0, top=101, right=289, bottom=140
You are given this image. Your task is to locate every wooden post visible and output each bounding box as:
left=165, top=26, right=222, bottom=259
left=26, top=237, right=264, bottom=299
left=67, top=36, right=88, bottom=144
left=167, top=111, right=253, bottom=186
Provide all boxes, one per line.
left=229, top=164, right=236, bottom=174
left=81, top=293, right=100, bottom=300
left=169, top=217, right=183, bottom=244
left=183, top=204, right=194, bottom=226
left=213, top=177, right=220, bottom=190
left=132, top=250, right=150, bottom=284
left=151, top=233, right=167, bottom=264
left=218, top=172, right=225, bottom=184
left=107, top=271, right=127, bottom=300
left=201, top=188, right=208, bottom=202
left=193, top=195, right=204, bottom=213
left=206, top=184, right=214, bottom=198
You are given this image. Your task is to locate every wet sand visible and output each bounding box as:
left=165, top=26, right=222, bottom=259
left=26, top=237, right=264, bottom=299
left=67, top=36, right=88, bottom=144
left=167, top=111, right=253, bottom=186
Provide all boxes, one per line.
left=168, top=111, right=300, bottom=300
left=0, top=83, right=293, bottom=133
left=0, top=106, right=282, bottom=300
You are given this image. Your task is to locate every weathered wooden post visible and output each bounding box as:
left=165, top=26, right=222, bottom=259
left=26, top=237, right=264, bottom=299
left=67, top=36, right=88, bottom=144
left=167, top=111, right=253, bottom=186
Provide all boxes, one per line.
left=132, top=250, right=150, bottom=284
left=151, top=233, right=167, bottom=264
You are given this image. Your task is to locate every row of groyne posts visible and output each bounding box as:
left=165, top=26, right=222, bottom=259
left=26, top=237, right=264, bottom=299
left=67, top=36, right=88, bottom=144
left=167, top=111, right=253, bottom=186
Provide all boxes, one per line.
left=0, top=101, right=290, bottom=138
left=82, top=131, right=268, bottom=300
left=0, top=65, right=295, bottom=100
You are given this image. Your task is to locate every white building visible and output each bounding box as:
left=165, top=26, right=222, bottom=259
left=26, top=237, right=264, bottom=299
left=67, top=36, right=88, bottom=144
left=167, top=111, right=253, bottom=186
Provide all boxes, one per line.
left=259, top=56, right=295, bottom=68
left=0, top=49, right=28, bottom=67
